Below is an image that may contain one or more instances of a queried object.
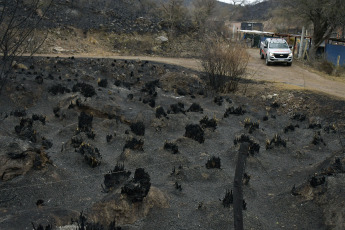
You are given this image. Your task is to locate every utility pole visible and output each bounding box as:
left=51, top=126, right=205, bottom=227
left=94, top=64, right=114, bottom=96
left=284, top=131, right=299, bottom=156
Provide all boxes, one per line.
left=298, top=26, right=305, bottom=59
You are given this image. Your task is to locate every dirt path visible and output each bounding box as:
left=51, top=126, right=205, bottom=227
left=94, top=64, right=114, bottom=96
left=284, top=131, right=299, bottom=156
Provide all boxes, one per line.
left=246, top=48, right=345, bottom=100
left=34, top=50, right=345, bottom=100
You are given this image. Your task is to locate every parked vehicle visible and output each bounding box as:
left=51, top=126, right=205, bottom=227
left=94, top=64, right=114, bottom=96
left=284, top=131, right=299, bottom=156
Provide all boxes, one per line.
left=260, top=38, right=293, bottom=66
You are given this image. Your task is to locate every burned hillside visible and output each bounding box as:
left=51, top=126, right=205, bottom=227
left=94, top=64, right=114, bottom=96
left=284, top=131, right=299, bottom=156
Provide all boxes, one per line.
left=0, top=56, right=345, bottom=229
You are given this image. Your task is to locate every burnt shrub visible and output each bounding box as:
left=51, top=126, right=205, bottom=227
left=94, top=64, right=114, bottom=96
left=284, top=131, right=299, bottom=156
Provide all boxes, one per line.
left=33, top=149, right=51, bottom=170
left=7, top=151, right=27, bottom=159
left=104, top=162, right=131, bottom=191
left=123, top=138, right=144, bottom=151
left=48, top=84, right=70, bottom=95
left=312, top=131, right=326, bottom=145
left=31, top=223, right=53, bottom=230
left=98, top=78, right=108, bottom=88
left=156, top=106, right=167, bottom=118
left=187, top=103, right=203, bottom=112
left=291, top=113, right=306, bottom=121
left=184, top=124, right=205, bottom=143
left=224, top=106, right=246, bottom=117
left=222, top=189, right=233, bottom=208
left=164, top=142, right=179, bottom=154
left=121, top=168, right=151, bottom=202
left=205, top=156, right=221, bottom=169
left=15, top=118, right=37, bottom=142
left=78, top=112, right=93, bottom=132
left=284, top=124, right=299, bottom=133
left=41, top=137, right=53, bottom=149
left=72, top=82, right=96, bottom=97
left=168, top=102, right=185, bottom=114
left=199, top=116, right=217, bottom=130
left=270, top=101, right=280, bottom=108
left=266, top=134, right=287, bottom=149
left=310, top=174, right=326, bottom=187
left=233, top=134, right=260, bottom=155
left=141, top=80, right=159, bottom=95
left=214, top=96, right=223, bottom=106
left=71, top=134, right=83, bottom=148
left=243, top=173, right=250, bottom=185
left=244, top=118, right=259, bottom=134
left=72, top=212, right=122, bottom=230
left=142, top=96, right=156, bottom=108
left=106, top=134, right=113, bottom=143
left=53, top=107, right=60, bottom=117
left=130, top=121, right=145, bottom=136
left=10, top=109, right=26, bottom=117
left=32, top=114, right=46, bottom=125
left=35, top=75, right=43, bottom=84
left=77, top=143, right=102, bottom=168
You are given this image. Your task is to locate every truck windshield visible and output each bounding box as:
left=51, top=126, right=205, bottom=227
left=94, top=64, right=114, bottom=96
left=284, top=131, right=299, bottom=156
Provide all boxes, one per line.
left=269, top=43, right=289, bottom=48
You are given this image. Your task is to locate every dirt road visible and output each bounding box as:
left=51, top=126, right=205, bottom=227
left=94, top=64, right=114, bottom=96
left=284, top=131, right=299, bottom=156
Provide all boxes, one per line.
left=35, top=50, right=345, bottom=99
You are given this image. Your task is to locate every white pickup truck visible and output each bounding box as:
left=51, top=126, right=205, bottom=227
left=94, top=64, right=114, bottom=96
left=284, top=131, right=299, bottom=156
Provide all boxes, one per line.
left=260, top=38, right=293, bottom=66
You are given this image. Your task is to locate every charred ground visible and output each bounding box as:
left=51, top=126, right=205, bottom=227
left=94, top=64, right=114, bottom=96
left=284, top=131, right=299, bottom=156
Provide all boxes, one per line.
left=0, top=56, right=345, bottom=229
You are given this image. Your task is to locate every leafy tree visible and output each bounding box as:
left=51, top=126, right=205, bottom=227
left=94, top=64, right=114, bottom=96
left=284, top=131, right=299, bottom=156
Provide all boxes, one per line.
left=284, top=0, right=345, bottom=59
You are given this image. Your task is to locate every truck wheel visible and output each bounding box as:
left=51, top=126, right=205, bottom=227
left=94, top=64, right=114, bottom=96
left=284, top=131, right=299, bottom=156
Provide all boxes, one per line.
left=287, top=62, right=292, bottom=66
left=266, top=56, right=270, bottom=66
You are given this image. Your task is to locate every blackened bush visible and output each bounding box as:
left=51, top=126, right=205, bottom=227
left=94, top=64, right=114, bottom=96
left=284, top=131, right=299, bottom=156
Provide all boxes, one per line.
left=77, top=143, right=102, bottom=168
left=187, top=103, right=203, bottom=112
left=184, top=124, right=204, bottom=143
left=98, top=78, right=108, bottom=88
left=130, top=121, right=145, bottom=136
left=121, top=168, right=151, bottom=202
left=199, top=116, right=217, bottom=130
left=73, top=82, right=96, bottom=97
left=123, top=138, right=144, bottom=151
left=78, top=112, right=93, bottom=132
left=206, top=156, right=221, bottom=169
left=156, top=106, right=167, bottom=118
left=49, top=84, right=70, bottom=95
left=104, top=162, right=131, bottom=190
left=168, top=102, right=185, bottom=114
left=224, top=106, right=246, bottom=117
left=164, top=142, right=179, bottom=154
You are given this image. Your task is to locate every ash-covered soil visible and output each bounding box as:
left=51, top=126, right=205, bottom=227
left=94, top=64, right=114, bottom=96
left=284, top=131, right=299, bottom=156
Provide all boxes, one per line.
left=0, top=56, right=345, bottom=230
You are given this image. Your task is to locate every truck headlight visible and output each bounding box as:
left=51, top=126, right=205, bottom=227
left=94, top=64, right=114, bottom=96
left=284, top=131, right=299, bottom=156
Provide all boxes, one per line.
left=288, top=53, right=293, bottom=57
left=269, top=52, right=275, bottom=57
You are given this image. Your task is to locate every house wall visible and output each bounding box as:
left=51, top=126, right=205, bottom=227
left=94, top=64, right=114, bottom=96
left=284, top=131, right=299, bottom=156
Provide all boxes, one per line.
left=325, top=44, right=345, bottom=66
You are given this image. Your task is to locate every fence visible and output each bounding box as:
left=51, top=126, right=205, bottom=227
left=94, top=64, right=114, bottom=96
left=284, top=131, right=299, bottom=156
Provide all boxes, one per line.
left=325, top=44, right=345, bottom=66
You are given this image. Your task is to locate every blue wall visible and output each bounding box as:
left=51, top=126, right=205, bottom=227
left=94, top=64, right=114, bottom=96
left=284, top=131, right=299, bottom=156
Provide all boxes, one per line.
left=325, top=44, right=345, bottom=66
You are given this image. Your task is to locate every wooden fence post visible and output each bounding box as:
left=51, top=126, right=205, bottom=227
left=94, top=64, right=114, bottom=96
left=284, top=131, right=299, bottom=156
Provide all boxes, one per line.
left=233, top=143, right=249, bottom=230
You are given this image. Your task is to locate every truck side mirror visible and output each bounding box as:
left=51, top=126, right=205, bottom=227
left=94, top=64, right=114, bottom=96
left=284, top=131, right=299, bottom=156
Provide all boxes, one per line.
left=289, top=45, right=293, bottom=49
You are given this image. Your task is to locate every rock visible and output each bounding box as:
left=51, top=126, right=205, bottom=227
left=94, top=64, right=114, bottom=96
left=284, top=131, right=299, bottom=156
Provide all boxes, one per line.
left=155, top=36, right=168, bottom=43
left=0, top=139, right=51, bottom=181
left=12, top=61, right=28, bottom=70
left=89, top=186, right=169, bottom=225
left=53, top=46, right=67, bottom=53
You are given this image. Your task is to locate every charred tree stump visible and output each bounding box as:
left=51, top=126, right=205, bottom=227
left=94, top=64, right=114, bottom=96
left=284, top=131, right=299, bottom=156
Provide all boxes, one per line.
left=233, top=143, right=249, bottom=230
